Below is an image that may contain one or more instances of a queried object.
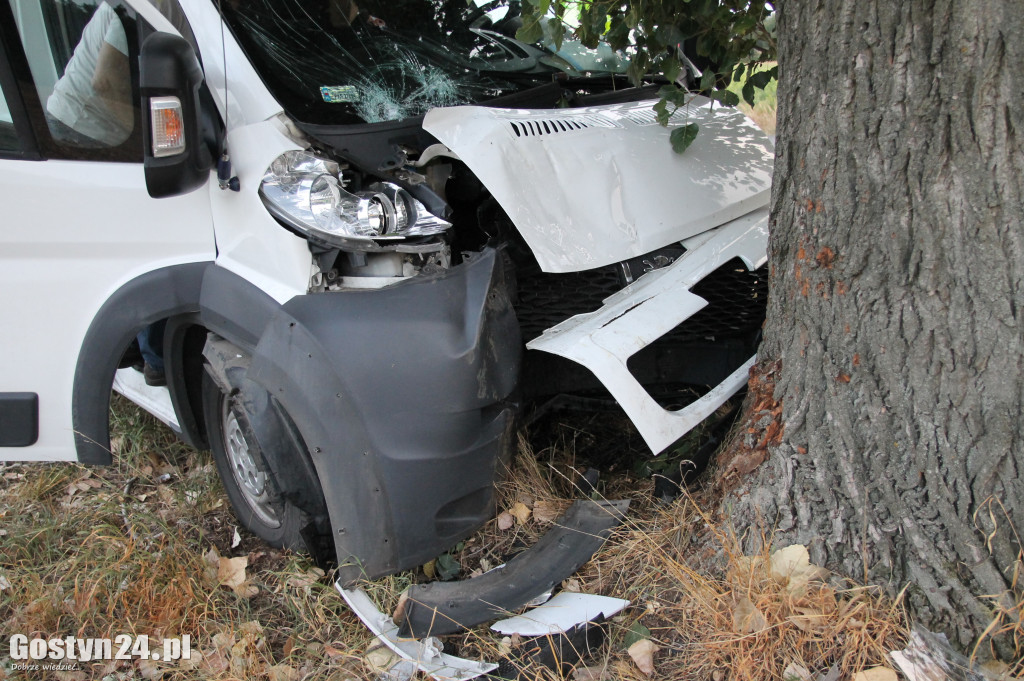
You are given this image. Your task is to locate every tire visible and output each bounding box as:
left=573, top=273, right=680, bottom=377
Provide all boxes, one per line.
left=203, top=374, right=309, bottom=551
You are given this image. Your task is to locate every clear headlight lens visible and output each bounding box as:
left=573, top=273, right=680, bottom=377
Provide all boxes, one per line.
left=259, top=150, right=451, bottom=247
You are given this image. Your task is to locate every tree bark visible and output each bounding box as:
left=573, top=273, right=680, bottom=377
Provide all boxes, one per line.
left=722, top=0, right=1024, bottom=656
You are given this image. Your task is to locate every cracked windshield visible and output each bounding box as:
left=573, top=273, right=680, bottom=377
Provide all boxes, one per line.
left=221, top=0, right=629, bottom=124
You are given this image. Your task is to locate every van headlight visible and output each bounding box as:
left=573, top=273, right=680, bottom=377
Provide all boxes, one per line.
left=259, top=150, right=451, bottom=247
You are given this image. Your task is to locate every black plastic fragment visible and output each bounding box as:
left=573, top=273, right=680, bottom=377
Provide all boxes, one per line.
left=399, top=499, right=629, bottom=638
left=488, top=615, right=608, bottom=680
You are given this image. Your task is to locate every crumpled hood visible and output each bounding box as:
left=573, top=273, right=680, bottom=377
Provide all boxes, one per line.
left=424, top=96, right=774, bottom=273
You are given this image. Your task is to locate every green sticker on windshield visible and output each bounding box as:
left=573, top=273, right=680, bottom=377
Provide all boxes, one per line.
left=320, top=86, right=361, bottom=103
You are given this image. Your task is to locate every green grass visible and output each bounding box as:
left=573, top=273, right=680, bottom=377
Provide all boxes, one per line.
left=0, top=395, right=909, bottom=681
left=727, top=62, right=778, bottom=136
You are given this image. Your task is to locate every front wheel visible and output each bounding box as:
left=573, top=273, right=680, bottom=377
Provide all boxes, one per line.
left=203, top=374, right=309, bottom=551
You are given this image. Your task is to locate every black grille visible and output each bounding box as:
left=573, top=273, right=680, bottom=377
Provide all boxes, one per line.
left=515, top=257, right=767, bottom=345
left=671, top=258, right=768, bottom=344
left=515, top=263, right=623, bottom=342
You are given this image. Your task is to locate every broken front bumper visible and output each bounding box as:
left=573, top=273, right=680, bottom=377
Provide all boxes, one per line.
left=527, top=208, right=769, bottom=454
left=229, top=248, right=521, bottom=582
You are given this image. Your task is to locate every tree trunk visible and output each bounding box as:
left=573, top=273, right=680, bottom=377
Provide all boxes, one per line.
left=721, top=0, right=1024, bottom=657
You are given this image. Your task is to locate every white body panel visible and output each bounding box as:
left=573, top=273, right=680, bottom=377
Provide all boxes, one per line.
left=0, top=160, right=214, bottom=461
left=527, top=208, right=769, bottom=454
left=209, top=119, right=312, bottom=303
left=423, top=97, right=773, bottom=274
left=178, top=0, right=285, bottom=129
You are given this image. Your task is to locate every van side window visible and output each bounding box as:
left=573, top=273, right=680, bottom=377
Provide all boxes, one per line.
left=8, top=0, right=142, bottom=161
left=0, top=86, right=19, bottom=152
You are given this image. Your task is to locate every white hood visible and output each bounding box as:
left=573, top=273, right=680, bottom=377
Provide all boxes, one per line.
left=423, top=96, right=774, bottom=273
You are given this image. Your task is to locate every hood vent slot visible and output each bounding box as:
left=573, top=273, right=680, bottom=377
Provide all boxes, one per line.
left=509, top=118, right=590, bottom=138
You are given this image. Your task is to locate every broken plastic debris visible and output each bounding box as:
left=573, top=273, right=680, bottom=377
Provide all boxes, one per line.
left=337, top=583, right=497, bottom=681
left=490, top=593, right=630, bottom=637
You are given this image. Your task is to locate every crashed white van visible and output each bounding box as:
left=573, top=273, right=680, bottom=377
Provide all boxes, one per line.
left=0, top=0, right=772, bottom=630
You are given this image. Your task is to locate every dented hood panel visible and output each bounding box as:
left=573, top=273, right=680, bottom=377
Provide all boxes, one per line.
left=423, top=96, right=774, bottom=273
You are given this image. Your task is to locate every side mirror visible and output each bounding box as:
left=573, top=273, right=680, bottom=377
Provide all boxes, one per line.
left=140, top=33, right=214, bottom=198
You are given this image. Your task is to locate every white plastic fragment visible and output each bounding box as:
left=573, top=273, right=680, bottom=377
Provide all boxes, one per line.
left=490, top=592, right=630, bottom=637
left=337, top=583, right=498, bottom=681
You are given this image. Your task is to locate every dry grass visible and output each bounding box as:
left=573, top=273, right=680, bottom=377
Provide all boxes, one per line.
left=2, top=399, right=912, bottom=681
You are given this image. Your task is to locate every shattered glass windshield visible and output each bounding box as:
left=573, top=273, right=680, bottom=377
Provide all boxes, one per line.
left=220, top=0, right=630, bottom=125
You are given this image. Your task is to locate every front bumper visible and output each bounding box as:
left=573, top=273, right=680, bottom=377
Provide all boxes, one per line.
left=227, top=248, right=520, bottom=581
left=527, top=208, right=769, bottom=454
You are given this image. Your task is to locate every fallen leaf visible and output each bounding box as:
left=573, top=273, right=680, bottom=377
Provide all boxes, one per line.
left=218, top=556, right=248, bottom=589
left=137, top=658, right=165, bottom=680
left=177, top=649, right=202, bottom=670
left=573, top=666, right=613, bottom=681
left=324, top=644, right=346, bottom=659
left=232, top=581, right=259, bottom=598
left=198, top=648, right=230, bottom=677
left=510, top=502, right=532, bottom=525
left=156, top=485, right=174, bottom=505
left=623, top=621, right=651, bottom=649
left=783, top=663, right=813, bottom=681
left=231, top=527, right=242, bottom=549
left=287, top=567, right=325, bottom=589
left=852, top=668, right=897, bottom=681
left=0, top=574, right=10, bottom=591
left=496, top=511, right=515, bottom=531
left=54, top=672, right=86, bottom=681
left=267, top=664, right=299, bottom=681
left=770, top=544, right=828, bottom=586
left=211, top=632, right=235, bottom=651
left=733, top=596, right=768, bottom=633
left=392, top=591, right=409, bottom=623
left=627, top=639, right=658, bottom=676
left=533, top=500, right=559, bottom=523
left=364, top=646, right=401, bottom=675
left=561, top=578, right=582, bottom=593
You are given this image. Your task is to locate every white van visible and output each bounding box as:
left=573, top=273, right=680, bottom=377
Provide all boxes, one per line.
left=0, top=0, right=772, bottom=623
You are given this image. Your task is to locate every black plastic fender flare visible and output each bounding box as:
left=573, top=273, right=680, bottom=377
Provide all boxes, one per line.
left=399, top=498, right=630, bottom=638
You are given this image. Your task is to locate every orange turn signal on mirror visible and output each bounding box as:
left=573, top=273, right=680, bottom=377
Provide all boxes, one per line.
left=149, top=96, right=186, bottom=158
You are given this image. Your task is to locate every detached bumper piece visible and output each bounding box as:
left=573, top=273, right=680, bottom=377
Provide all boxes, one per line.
left=526, top=208, right=770, bottom=455
left=399, top=499, right=630, bottom=638
left=337, top=586, right=498, bottom=681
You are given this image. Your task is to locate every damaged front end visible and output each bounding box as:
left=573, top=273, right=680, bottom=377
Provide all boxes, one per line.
left=214, top=0, right=775, bottom=660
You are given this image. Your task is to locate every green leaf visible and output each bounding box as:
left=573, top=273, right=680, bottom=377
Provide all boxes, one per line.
left=742, top=80, right=756, bottom=107
left=516, top=16, right=544, bottom=45
left=535, top=0, right=550, bottom=15
left=623, top=621, right=652, bottom=649
left=670, top=124, right=699, bottom=154
left=711, top=89, right=740, bottom=106
left=700, top=69, right=716, bottom=93
left=747, top=67, right=777, bottom=90
left=662, top=56, right=682, bottom=84
left=658, top=84, right=687, bottom=107
left=436, top=553, right=461, bottom=581
left=547, top=17, right=564, bottom=50
left=653, top=99, right=670, bottom=125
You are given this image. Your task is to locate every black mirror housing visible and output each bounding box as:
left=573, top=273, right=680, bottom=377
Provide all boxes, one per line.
left=140, top=33, right=214, bottom=198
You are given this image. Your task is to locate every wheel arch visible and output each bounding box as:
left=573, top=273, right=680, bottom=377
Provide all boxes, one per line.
left=73, top=262, right=212, bottom=464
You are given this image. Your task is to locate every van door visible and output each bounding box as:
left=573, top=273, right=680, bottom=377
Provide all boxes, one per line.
left=0, top=0, right=215, bottom=461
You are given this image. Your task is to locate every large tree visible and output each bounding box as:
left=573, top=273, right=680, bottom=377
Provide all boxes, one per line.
left=722, top=0, right=1023, bottom=658
left=528, top=0, right=1023, bottom=660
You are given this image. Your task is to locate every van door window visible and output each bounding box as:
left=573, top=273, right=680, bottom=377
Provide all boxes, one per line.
left=7, top=0, right=141, bottom=160
left=0, top=84, right=18, bottom=152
